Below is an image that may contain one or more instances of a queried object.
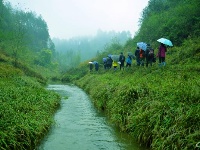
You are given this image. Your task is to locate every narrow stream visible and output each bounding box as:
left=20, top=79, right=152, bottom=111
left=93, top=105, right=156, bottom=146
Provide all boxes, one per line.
left=38, top=84, right=147, bottom=150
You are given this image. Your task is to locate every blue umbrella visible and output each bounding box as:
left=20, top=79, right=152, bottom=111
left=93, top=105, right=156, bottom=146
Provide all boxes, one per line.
left=93, top=61, right=98, bottom=64
left=103, top=57, right=107, bottom=62
left=157, top=38, right=173, bottom=46
left=137, top=42, right=147, bottom=51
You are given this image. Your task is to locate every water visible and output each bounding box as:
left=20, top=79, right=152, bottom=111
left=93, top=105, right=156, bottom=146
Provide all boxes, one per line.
left=38, top=84, right=147, bottom=150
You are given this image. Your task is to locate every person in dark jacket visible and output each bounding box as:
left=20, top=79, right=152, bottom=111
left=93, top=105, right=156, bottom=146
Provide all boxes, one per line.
left=106, top=56, right=113, bottom=69
left=89, top=62, right=93, bottom=71
left=146, top=48, right=155, bottom=67
left=119, top=52, right=125, bottom=70
left=135, top=47, right=140, bottom=66
left=103, top=58, right=107, bottom=69
left=94, top=62, right=99, bottom=71
left=145, top=44, right=151, bottom=67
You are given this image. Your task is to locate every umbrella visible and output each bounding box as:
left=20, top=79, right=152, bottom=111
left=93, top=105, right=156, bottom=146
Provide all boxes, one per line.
left=127, top=52, right=135, bottom=59
left=88, top=61, right=93, bottom=64
left=108, top=54, right=112, bottom=57
left=103, top=57, right=107, bottom=62
left=93, top=61, right=98, bottom=64
left=127, top=52, right=133, bottom=56
left=137, top=42, right=147, bottom=51
left=111, top=55, right=119, bottom=61
left=157, top=38, right=173, bottom=46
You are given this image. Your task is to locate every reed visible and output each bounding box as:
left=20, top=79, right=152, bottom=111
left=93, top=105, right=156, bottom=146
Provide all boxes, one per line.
left=0, top=63, right=61, bottom=150
left=74, top=38, right=200, bottom=149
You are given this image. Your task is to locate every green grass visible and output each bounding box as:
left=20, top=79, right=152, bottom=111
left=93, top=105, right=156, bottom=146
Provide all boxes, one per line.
left=63, top=37, right=200, bottom=150
left=0, top=62, right=61, bottom=150
left=75, top=67, right=199, bottom=149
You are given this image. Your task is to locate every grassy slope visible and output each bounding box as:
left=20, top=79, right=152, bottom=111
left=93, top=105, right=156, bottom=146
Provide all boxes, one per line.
left=0, top=54, right=61, bottom=150
left=73, top=38, right=200, bottom=149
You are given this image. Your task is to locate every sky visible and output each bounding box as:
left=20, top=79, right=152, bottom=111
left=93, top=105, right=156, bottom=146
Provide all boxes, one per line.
left=8, top=0, right=149, bottom=40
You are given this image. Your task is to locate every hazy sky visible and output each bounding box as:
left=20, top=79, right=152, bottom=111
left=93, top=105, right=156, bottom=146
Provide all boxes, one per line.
left=8, top=0, right=149, bottom=39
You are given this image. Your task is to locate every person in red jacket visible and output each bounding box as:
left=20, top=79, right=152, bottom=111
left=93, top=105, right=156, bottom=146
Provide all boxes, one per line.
left=157, top=43, right=167, bottom=66
left=139, top=49, right=145, bottom=66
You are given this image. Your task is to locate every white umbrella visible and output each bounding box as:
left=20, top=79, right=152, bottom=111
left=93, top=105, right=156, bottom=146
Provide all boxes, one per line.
left=157, top=38, right=173, bottom=46
left=111, top=55, right=119, bottom=61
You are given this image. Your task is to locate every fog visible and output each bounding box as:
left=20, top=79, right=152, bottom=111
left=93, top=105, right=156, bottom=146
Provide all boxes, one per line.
left=8, top=0, right=149, bottom=39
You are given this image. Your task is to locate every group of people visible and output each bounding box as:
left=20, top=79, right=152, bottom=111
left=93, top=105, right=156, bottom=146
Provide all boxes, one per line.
left=89, top=61, right=99, bottom=71
left=90, top=43, right=167, bottom=71
left=135, top=44, right=156, bottom=67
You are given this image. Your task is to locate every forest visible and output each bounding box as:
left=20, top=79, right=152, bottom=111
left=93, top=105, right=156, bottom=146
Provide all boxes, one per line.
left=0, top=0, right=200, bottom=149
left=53, top=29, right=131, bottom=72
left=0, top=0, right=131, bottom=74
left=62, top=0, right=200, bottom=150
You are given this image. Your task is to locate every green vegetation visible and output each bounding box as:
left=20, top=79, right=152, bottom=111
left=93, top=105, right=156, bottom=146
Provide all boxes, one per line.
left=61, top=0, right=200, bottom=149
left=53, top=30, right=131, bottom=72
left=0, top=2, right=61, bottom=149
left=0, top=0, right=199, bottom=149
left=0, top=54, right=61, bottom=150
left=0, top=1, right=59, bottom=78
left=67, top=37, right=200, bottom=150
left=77, top=71, right=199, bottom=149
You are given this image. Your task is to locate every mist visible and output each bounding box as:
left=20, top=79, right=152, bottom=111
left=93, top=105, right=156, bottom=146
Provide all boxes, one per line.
left=8, top=0, right=149, bottom=40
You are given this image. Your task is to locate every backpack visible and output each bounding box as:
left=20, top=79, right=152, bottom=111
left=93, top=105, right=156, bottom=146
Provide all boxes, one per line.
left=139, top=50, right=144, bottom=58
left=126, top=56, right=132, bottom=64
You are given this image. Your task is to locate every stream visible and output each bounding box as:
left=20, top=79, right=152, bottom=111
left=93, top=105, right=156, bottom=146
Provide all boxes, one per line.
left=38, top=84, right=147, bottom=150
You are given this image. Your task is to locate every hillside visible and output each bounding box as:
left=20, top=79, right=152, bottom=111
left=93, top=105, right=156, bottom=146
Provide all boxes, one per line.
left=0, top=52, right=61, bottom=149
left=0, top=0, right=199, bottom=149
left=61, top=0, right=200, bottom=149
left=62, top=37, right=200, bottom=149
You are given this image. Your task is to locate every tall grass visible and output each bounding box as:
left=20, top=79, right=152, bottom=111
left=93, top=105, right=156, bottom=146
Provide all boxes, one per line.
left=0, top=63, right=60, bottom=149
left=71, top=38, right=200, bottom=149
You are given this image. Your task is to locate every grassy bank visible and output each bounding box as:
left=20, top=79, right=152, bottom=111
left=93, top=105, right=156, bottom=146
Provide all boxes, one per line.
left=0, top=58, right=61, bottom=149
left=75, top=67, right=199, bottom=149
left=70, top=38, right=200, bottom=150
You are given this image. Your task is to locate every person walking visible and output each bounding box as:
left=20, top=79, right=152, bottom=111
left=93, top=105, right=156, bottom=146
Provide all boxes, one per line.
left=106, top=55, right=113, bottom=69
left=126, top=54, right=132, bottom=67
left=89, top=62, right=93, bottom=72
left=139, top=49, right=145, bottom=66
left=135, top=47, right=140, bottom=66
left=113, top=60, right=118, bottom=71
left=146, top=48, right=155, bottom=67
left=145, top=44, right=151, bottom=67
left=157, top=43, right=167, bottom=66
left=94, top=62, right=99, bottom=71
left=119, top=52, right=125, bottom=70
left=103, top=57, right=107, bottom=69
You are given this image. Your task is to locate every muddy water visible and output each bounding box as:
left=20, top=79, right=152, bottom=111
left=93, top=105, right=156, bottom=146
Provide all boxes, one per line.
left=38, top=84, right=147, bottom=150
